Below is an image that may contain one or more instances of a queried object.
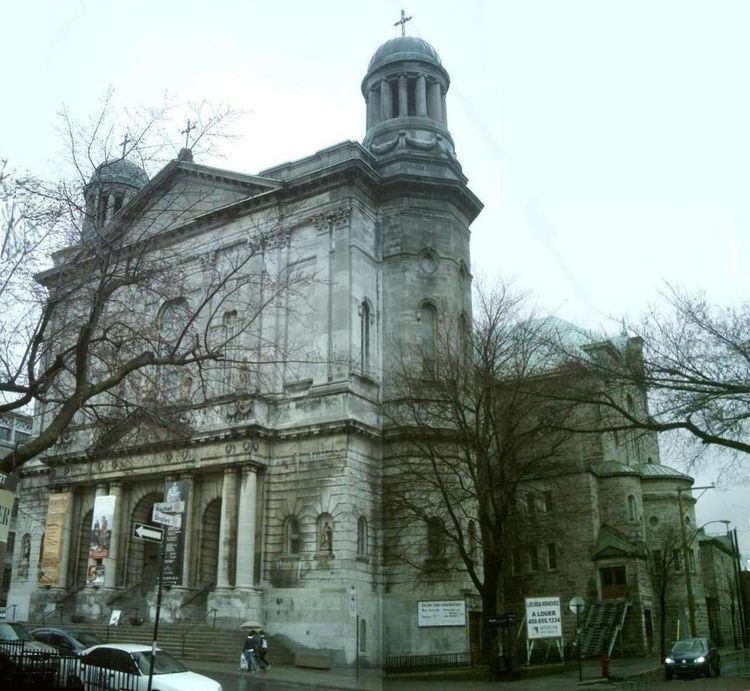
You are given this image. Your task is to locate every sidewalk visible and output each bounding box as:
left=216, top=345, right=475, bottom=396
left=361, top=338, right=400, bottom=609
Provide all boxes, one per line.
left=188, top=653, right=667, bottom=691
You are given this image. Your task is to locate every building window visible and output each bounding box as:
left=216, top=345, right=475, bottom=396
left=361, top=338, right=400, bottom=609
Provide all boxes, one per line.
left=688, top=549, right=696, bottom=573
left=652, top=549, right=663, bottom=572
left=648, top=515, right=659, bottom=527
left=6, top=532, right=15, bottom=556
left=543, top=491, right=553, bottom=513
left=360, top=300, right=371, bottom=372
left=526, top=493, right=536, bottom=516
left=528, top=546, right=539, bottom=572
left=627, top=495, right=637, bottom=521
left=546, top=543, right=557, bottom=570
left=359, top=618, right=367, bottom=652
left=357, top=516, right=368, bottom=556
left=673, top=549, right=681, bottom=572
left=426, top=517, right=445, bottom=558
left=418, top=302, right=437, bottom=374
left=285, top=517, right=300, bottom=555
left=600, top=565, right=627, bottom=599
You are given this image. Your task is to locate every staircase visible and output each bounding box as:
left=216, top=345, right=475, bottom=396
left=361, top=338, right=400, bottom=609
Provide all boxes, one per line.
left=28, top=620, right=295, bottom=667
left=579, top=601, right=629, bottom=657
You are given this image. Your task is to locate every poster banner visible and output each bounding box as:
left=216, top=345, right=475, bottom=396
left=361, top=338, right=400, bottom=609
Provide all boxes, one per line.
left=417, top=600, right=467, bottom=627
left=39, top=491, right=72, bottom=586
left=162, top=479, right=189, bottom=586
left=88, top=495, right=116, bottom=585
left=0, top=488, right=15, bottom=545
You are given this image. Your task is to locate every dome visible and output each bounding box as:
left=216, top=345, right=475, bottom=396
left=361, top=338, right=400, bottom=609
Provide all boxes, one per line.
left=367, top=36, right=442, bottom=73
left=91, top=159, right=149, bottom=188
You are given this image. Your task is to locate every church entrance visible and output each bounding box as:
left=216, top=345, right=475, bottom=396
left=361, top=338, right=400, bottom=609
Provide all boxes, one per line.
left=198, top=499, right=221, bottom=586
left=127, top=493, right=161, bottom=592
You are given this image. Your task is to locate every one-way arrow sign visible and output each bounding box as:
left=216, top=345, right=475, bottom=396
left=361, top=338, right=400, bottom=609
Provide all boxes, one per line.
left=133, top=523, right=164, bottom=543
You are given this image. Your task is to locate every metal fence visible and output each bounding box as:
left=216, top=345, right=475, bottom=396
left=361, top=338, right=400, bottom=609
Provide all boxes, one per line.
left=385, top=651, right=472, bottom=675
left=0, top=640, right=139, bottom=689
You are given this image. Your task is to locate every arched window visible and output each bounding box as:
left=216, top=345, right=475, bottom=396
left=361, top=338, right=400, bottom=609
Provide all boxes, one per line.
left=359, top=618, right=367, bottom=652
left=626, top=394, right=635, bottom=415
left=357, top=516, right=368, bottom=556
left=157, top=298, right=189, bottom=399
left=220, top=309, right=239, bottom=395
left=360, top=300, right=371, bottom=372
left=284, top=516, right=300, bottom=555
left=627, top=494, right=637, bottom=521
left=419, top=302, right=437, bottom=374
left=317, top=514, right=334, bottom=554
left=426, top=517, right=445, bottom=558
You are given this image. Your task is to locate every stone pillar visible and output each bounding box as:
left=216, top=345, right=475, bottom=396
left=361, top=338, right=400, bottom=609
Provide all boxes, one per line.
left=380, top=79, right=391, bottom=120
left=180, top=474, right=196, bottom=588
left=429, top=82, right=443, bottom=123
left=416, top=75, right=427, bottom=116
left=216, top=467, right=238, bottom=588
left=56, top=490, right=75, bottom=589
left=366, top=87, right=378, bottom=128
left=441, top=88, right=448, bottom=127
left=398, top=75, right=408, bottom=117
left=235, top=467, right=257, bottom=589
left=104, top=482, right=121, bottom=588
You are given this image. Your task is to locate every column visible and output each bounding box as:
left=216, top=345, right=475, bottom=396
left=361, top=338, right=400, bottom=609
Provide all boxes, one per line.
left=216, top=467, right=239, bottom=588
left=441, top=89, right=448, bottom=126
left=379, top=79, right=391, bottom=120
left=57, top=490, right=75, bottom=589
left=429, top=82, right=443, bottom=123
left=398, top=75, right=408, bottom=116
left=416, top=75, right=427, bottom=116
left=235, top=467, right=257, bottom=589
left=180, top=474, right=196, bottom=588
left=104, top=482, right=121, bottom=588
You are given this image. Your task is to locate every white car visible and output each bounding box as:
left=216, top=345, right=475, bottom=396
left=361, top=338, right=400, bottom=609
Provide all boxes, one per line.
left=72, top=643, right=222, bottom=691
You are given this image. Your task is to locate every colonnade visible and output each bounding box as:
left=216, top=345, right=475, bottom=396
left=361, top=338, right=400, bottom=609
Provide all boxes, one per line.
left=365, top=73, right=447, bottom=129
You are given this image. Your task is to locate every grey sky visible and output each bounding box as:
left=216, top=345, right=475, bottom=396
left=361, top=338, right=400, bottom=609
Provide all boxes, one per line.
left=2, top=0, right=748, bottom=553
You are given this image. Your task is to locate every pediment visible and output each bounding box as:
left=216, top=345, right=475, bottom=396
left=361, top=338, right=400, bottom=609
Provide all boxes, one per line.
left=592, top=524, right=645, bottom=561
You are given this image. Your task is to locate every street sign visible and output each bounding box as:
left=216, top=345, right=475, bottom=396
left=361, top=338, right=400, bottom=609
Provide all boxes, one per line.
left=153, top=500, right=185, bottom=514
left=152, top=505, right=182, bottom=528
left=569, top=596, right=585, bottom=615
left=489, top=613, right=518, bottom=627
left=133, top=523, right=163, bottom=543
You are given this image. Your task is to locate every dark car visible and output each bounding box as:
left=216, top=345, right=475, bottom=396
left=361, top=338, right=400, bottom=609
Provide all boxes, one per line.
left=664, top=637, right=720, bottom=679
left=31, top=627, right=104, bottom=657
left=0, top=622, right=60, bottom=683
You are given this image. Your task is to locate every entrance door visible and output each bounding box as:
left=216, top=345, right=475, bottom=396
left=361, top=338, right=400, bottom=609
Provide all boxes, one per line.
left=599, top=566, right=627, bottom=599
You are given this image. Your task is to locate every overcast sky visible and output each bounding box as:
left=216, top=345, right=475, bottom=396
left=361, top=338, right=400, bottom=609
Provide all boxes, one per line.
left=2, top=0, right=748, bottom=556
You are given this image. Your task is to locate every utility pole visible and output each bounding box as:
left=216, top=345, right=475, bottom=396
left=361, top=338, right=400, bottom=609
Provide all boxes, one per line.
left=677, top=484, right=715, bottom=637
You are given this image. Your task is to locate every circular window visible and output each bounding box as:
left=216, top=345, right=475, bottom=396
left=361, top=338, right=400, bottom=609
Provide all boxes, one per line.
left=649, top=516, right=659, bottom=527
left=419, top=250, right=437, bottom=274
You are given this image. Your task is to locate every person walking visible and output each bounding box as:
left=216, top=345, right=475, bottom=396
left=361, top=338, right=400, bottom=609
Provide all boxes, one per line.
left=242, top=629, right=261, bottom=672
left=256, top=629, right=270, bottom=671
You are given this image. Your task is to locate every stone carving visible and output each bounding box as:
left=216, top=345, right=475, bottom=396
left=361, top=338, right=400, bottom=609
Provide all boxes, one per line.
left=311, top=204, right=352, bottom=232
left=226, top=397, right=254, bottom=422
left=368, top=131, right=456, bottom=159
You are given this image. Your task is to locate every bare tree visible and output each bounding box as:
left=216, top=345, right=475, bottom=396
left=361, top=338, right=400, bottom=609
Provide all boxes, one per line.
left=648, top=526, right=684, bottom=660
left=556, top=287, right=750, bottom=470
left=383, top=282, right=579, bottom=676
left=0, top=93, right=309, bottom=474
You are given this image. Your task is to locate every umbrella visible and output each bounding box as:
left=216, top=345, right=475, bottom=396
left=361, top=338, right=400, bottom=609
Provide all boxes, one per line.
left=240, top=620, right=264, bottom=630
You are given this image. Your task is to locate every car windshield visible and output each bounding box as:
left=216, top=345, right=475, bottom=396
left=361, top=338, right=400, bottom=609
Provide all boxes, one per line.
left=671, top=639, right=707, bottom=654
left=0, top=623, right=34, bottom=641
left=133, top=650, right=188, bottom=675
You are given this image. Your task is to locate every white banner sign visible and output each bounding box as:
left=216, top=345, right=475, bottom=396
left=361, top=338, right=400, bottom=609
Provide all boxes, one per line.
left=152, top=505, right=182, bottom=528
left=0, top=489, right=15, bottom=544
left=417, top=600, right=466, bottom=627
left=525, top=597, right=562, bottom=640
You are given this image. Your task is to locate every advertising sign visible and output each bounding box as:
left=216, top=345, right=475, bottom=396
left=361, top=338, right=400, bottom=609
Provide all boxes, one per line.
left=39, top=491, right=72, bottom=586
left=417, top=600, right=466, bottom=627
left=88, top=494, right=116, bottom=585
left=525, top=597, right=562, bottom=640
left=0, top=488, right=15, bottom=544
left=162, top=479, right=189, bottom=586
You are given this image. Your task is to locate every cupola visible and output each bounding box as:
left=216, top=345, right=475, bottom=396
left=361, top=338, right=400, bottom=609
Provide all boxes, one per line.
left=361, top=36, right=456, bottom=160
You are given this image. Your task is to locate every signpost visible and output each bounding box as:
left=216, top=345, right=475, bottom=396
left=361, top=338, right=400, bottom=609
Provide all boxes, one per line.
left=524, top=597, right=563, bottom=665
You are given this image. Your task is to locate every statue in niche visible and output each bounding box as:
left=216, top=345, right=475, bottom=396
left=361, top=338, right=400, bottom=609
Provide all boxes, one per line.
left=320, top=519, right=333, bottom=554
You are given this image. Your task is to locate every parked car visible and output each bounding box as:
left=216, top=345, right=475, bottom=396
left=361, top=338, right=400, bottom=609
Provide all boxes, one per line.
left=72, top=643, right=222, bottom=691
left=31, top=626, right=104, bottom=656
left=0, top=621, right=60, bottom=683
left=664, top=636, right=721, bottom=679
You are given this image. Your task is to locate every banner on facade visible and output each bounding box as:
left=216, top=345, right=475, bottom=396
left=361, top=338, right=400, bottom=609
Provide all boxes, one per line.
left=525, top=597, right=562, bottom=640
left=162, top=479, right=189, bottom=586
left=0, top=488, right=15, bottom=545
left=88, top=494, right=116, bottom=586
left=417, top=600, right=467, bottom=627
left=39, top=491, right=72, bottom=586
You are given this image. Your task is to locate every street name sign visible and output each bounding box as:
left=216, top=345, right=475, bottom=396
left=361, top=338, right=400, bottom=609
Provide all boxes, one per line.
left=152, top=505, right=182, bottom=528
left=153, top=500, right=185, bottom=514
left=133, top=523, right=163, bottom=543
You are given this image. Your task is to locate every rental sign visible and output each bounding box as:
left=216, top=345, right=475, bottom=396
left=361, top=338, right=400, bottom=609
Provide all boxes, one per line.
left=525, top=597, right=562, bottom=640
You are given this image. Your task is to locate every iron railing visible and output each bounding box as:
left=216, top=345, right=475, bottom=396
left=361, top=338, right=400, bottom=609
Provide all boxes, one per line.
left=385, top=651, right=472, bottom=676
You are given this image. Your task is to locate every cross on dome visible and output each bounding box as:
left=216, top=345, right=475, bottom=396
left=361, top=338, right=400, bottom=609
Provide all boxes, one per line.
left=393, top=9, right=412, bottom=37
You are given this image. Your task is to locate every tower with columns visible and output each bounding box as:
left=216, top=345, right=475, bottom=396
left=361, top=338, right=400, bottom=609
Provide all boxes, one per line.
left=7, top=33, right=482, bottom=665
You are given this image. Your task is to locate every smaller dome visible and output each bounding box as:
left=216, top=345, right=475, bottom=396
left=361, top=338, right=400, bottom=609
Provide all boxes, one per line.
left=367, top=36, right=442, bottom=73
left=91, top=159, right=149, bottom=188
